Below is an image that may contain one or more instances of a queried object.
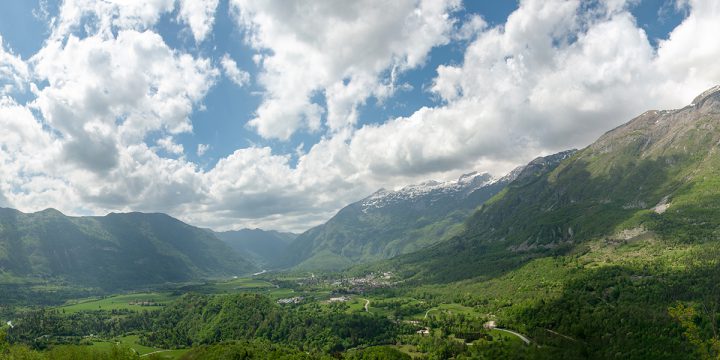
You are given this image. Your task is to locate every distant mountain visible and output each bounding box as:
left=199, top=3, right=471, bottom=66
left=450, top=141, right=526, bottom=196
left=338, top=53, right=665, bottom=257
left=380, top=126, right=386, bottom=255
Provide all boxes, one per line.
left=279, top=171, right=517, bottom=271
left=215, top=229, right=297, bottom=268
left=390, top=85, right=720, bottom=283
left=0, top=209, right=256, bottom=290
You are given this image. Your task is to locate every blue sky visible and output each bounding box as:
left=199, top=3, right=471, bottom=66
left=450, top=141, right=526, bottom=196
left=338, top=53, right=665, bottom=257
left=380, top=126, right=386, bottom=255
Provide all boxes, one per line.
left=0, top=0, right=716, bottom=231
left=0, top=0, right=687, bottom=168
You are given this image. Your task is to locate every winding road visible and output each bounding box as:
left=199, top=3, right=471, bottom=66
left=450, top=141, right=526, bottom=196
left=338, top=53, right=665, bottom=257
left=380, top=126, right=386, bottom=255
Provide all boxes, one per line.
left=423, top=308, right=437, bottom=319
left=494, top=328, right=531, bottom=345
left=362, top=298, right=370, bottom=313
left=140, top=350, right=172, bottom=357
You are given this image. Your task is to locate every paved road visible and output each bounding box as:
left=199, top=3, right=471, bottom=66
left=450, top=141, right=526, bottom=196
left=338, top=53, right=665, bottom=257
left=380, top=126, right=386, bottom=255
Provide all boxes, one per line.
left=424, top=308, right=436, bottom=319
left=140, top=350, right=171, bottom=357
left=495, top=328, right=531, bottom=345
left=362, top=298, right=370, bottom=312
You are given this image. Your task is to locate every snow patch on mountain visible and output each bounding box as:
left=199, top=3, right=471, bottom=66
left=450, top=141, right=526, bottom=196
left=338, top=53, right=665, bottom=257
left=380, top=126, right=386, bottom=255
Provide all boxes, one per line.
left=360, top=172, right=497, bottom=213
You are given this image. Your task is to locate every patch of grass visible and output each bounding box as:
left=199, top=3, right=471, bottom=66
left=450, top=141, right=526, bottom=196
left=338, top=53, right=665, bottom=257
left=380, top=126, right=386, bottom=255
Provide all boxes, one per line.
left=90, top=335, right=188, bottom=358
left=58, top=292, right=176, bottom=313
left=209, top=277, right=276, bottom=292
left=390, top=344, right=424, bottom=358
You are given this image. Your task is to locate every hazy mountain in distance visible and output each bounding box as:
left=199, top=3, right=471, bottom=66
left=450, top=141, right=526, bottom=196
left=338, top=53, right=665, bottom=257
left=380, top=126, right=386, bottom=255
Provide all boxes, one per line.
left=215, top=228, right=297, bottom=268
left=0, top=209, right=256, bottom=290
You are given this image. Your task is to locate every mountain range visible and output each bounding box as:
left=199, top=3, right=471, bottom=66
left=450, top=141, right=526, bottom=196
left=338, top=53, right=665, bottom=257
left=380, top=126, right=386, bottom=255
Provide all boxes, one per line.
left=278, top=171, right=511, bottom=271
left=4, top=86, right=720, bottom=296
left=0, top=209, right=256, bottom=290
left=215, top=229, right=297, bottom=268
left=387, top=85, right=720, bottom=283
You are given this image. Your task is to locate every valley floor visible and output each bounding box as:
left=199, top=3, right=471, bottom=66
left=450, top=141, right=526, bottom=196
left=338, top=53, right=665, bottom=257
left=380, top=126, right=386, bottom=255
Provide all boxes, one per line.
left=2, top=231, right=719, bottom=359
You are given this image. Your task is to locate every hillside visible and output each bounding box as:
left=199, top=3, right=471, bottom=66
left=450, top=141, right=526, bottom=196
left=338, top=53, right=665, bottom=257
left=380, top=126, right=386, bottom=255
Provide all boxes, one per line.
left=277, top=171, right=517, bottom=271
left=389, top=86, right=720, bottom=283
left=215, top=229, right=297, bottom=268
left=0, top=209, right=256, bottom=290
left=336, top=86, right=720, bottom=358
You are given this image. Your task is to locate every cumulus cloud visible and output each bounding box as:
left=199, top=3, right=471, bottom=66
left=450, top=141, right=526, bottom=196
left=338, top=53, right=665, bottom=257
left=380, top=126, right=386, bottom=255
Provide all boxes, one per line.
left=220, top=53, right=250, bottom=87
left=156, top=136, right=185, bottom=155
left=0, top=36, right=29, bottom=95
left=178, top=0, right=220, bottom=42
left=230, top=0, right=462, bottom=139
left=31, top=29, right=218, bottom=172
left=328, top=0, right=720, bottom=181
left=197, top=144, right=210, bottom=156
left=0, top=97, right=67, bottom=211
left=53, top=0, right=175, bottom=38
left=52, top=0, right=219, bottom=43
left=0, top=0, right=218, bottom=219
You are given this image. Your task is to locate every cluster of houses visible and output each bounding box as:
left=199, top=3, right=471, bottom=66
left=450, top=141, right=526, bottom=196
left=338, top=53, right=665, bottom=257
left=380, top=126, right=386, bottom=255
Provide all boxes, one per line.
left=329, top=272, right=394, bottom=293
left=328, top=296, right=351, bottom=303
left=276, top=296, right=304, bottom=304
left=128, top=301, right=162, bottom=307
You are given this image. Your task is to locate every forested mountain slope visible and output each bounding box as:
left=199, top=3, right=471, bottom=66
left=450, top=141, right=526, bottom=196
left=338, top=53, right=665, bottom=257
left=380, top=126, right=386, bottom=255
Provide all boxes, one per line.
left=280, top=171, right=514, bottom=271
left=0, top=209, right=256, bottom=290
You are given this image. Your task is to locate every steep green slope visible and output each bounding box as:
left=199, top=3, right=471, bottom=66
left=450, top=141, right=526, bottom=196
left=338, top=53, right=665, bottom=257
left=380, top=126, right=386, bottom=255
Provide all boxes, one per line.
left=215, top=228, right=296, bottom=268
left=281, top=172, right=511, bottom=271
left=390, top=86, right=720, bottom=283
left=350, top=86, right=720, bottom=358
left=0, top=209, right=256, bottom=290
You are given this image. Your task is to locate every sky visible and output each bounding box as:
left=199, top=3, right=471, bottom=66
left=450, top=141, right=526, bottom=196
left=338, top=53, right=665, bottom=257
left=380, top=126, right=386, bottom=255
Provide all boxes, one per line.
left=0, top=0, right=719, bottom=233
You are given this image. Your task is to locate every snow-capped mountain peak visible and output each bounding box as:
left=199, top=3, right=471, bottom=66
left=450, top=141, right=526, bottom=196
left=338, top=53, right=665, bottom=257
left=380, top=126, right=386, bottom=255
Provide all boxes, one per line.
left=360, top=172, right=496, bottom=212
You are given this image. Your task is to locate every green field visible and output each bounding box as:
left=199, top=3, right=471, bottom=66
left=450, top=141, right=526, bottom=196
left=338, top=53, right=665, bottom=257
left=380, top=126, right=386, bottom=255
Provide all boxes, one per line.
left=431, top=303, right=478, bottom=316
left=345, top=297, right=367, bottom=312
left=58, top=292, right=176, bottom=313
left=6, top=274, right=534, bottom=359
left=390, top=344, right=425, bottom=358
left=90, top=335, right=188, bottom=358
left=209, top=277, right=276, bottom=292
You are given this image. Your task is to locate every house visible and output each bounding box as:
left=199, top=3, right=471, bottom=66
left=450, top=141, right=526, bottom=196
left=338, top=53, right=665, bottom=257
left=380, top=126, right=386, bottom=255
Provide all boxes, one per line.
left=328, top=296, right=350, bottom=302
left=277, top=296, right=304, bottom=304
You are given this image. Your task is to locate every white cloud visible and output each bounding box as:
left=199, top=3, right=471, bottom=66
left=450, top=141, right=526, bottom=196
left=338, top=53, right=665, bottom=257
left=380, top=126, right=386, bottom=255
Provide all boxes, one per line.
left=0, top=97, right=67, bottom=211
left=0, top=2, right=219, bottom=218
left=197, top=143, right=210, bottom=156
left=326, top=0, right=720, bottom=183
left=220, top=53, right=250, bottom=87
left=31, top=29, right=218, bottom=172
left=178, top=0, right=220, bottom=42
left=230, top=0, right=462, bottom=139
left=52, top=0, right=220, bottom=43
left=0, top=36, right=29, bottom=95
left=53, top=0, right=175, bottom=38
left=654, top=0, right=720, bottom=101
left=156, top=136, right=184, bottom=155
left=453, top=14, right=487, bottom=41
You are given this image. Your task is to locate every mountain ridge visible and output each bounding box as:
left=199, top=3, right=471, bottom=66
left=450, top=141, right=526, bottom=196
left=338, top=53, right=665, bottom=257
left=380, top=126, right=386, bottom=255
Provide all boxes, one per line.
left=0, top=208, right=256, bottom=290
left=279, top=168, right=525, bottom=271
left=384, top=85, right=720, bottom=283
